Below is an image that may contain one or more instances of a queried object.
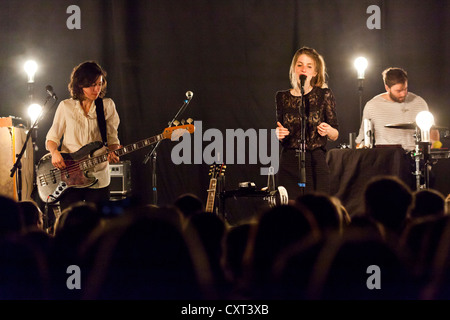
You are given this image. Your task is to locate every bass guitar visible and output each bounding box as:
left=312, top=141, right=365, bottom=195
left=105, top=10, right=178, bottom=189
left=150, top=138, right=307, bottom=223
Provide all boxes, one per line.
left=36, top=123, right=195, bottom=203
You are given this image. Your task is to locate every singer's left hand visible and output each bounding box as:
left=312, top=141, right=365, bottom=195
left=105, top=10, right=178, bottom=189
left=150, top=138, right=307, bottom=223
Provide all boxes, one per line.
left=317, top=122, right=331, bottom=136
left=317, top=122, right=339, bottom=141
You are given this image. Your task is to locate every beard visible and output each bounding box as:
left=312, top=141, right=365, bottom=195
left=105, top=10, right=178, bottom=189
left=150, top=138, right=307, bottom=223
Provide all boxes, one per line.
left=389, top=93, right=406, bottom=103
left=389, top=92, right=406, bottom=103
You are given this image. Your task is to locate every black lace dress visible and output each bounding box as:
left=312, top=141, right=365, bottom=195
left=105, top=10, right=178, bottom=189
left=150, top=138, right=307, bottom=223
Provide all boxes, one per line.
left=275, top=86, right=339, bottom=198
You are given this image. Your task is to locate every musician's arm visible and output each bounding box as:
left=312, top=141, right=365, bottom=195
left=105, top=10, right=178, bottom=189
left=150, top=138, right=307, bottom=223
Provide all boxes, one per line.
left=47, top=140, right=66, bottom=169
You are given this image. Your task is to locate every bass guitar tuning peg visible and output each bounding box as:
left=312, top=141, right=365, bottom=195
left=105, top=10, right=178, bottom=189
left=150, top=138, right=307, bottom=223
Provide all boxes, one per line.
left=173, top=120, right=180, bottom=126
left=186, top=118, right=193, bottom=124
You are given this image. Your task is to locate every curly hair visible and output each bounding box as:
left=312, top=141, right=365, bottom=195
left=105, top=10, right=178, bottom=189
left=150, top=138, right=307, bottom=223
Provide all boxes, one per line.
left=68, top=61, right=107, bottom=100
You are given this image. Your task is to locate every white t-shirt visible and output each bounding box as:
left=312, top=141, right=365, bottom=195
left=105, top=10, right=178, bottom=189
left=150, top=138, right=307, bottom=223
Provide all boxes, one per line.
left=46, top=98, right=120, bottom=188
left=355, top=92, right=429, bottom=151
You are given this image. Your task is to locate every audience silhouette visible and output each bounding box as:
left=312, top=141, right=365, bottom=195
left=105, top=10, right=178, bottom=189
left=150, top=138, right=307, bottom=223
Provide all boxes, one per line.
left=80, top=205, right=215, bottom=300
left=184, top=211, right=230, bottom=298
left=0, top=174, right=448, bottom=301
left=409, top=189, right=446, bottom=220
left=363, top=175, right=413, bottom=244
left=240, top=204, right=320, bottom=299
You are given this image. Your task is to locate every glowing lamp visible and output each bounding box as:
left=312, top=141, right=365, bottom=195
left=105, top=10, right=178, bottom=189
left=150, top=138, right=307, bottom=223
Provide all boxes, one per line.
left=354, top=57, right=368, bottom=79
left=24, top=60, right=38, bottom=83
left=28, top=103, right=42, bottom=124
left=416, top=111, right=434, bottom=142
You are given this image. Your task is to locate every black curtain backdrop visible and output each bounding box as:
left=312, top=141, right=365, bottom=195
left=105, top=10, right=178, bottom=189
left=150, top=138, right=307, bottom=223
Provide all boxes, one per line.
left=1, top=0, right=449, bottom=208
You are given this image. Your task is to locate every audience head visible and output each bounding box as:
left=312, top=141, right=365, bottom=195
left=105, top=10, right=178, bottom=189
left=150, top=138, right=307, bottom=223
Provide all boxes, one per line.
left=54, top=201, right=102, bottom=241
left=0, top=195, right=23, bottom=238
left=364, top=175, right=412, bottom=233
left=174, top=193, right=204, bottom=220
left=409, top=189, right=446, bottom=219
left=185, top=212, right=226, bottom=255
left=242, top=204, right=320, bottom=298
left=295, top=192, right=345, bottom=233
left=18, top=200, right=44, bottom=230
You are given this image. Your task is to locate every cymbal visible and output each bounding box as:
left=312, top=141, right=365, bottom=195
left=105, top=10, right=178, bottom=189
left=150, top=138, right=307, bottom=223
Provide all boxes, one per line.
left=385, top=122, right=416, bottom=129
left=385, top=122, right=448, bottom=130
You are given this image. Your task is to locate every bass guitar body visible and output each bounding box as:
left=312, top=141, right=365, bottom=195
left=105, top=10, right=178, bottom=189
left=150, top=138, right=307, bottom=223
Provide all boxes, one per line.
left=36, top=141, right=105, bottom=203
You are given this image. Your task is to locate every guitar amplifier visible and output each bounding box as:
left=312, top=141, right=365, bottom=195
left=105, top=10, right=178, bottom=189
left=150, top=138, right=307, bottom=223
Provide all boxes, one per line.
left=109, top=160, right=132, bottom=198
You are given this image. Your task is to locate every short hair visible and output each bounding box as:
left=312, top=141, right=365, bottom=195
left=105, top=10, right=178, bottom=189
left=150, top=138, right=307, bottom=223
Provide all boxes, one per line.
left=364, top=175, right=412, bottom=231
left=68, top=61, right=107, bottom=100
left=289, top=47, right=327, bottom=89
left=410, top=189, right=445, bottom=218
left=382, top=67, right=408, bottom=88
left=18, top=200, right=42, bottom=227
left=174, top=193, right=204, bottom=218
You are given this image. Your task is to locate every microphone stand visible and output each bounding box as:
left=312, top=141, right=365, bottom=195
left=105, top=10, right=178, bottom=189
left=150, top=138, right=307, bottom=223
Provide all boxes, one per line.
left=10, top=95, right=58, bottom=201
left=298, top=82, right=307, bottom=195
left=143, top=93, right=193, bottom=205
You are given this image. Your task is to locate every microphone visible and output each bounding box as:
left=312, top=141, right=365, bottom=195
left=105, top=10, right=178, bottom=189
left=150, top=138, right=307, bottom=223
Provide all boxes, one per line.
left=299, top=75, right=307, bottom=88
left=186, top=91, right=194, bottom=100
left=46, top=85, right=58, bottom=100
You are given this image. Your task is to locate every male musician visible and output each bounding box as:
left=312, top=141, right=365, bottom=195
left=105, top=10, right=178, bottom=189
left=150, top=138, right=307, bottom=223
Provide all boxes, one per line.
left=45, top=61, right=121, bottom=210
left=355, top=67, right=439, bottom=150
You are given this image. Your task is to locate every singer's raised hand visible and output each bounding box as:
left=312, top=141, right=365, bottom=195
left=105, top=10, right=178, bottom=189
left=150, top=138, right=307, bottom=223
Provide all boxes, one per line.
left=317, top=122, right=339, bottom=141
left=276, top=121, right=290, bottom=140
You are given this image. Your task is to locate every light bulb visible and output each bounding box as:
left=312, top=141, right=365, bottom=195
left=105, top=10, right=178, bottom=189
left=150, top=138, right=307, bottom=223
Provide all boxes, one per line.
left=24, top=60, right=38, bottom=83
left=416, top=111, right=434, bottom=142
left=354, top=57, right=368, bottom=79
left=28, top=103, right=42, bottom=124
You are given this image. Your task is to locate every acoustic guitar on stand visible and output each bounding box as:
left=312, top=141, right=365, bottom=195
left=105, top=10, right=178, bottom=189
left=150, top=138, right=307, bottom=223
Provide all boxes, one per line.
left=36, top=121, right=195, bottom=203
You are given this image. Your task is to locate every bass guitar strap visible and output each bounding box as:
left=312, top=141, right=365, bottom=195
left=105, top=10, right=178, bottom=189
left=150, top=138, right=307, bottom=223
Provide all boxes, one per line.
left=94, top=97, right=108, bottom=146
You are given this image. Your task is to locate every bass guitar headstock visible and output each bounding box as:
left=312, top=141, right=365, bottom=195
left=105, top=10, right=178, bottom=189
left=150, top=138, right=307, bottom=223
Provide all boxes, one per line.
left=162, top=118, right=195, bottom=140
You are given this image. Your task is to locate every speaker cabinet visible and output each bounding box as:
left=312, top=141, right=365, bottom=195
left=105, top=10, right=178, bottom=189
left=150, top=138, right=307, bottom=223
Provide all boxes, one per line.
left=109, top=160, right=131, bottom=198
left=0, top=121, right=34, bottom=201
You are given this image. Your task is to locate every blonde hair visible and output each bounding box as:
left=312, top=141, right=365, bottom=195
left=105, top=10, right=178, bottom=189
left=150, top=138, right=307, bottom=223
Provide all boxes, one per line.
left=289, top=47, right=327, bottom=89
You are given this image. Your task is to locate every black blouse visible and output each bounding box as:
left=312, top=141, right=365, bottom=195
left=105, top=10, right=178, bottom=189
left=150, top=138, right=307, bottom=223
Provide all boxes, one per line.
left=276, top=86, right=339, bottom=150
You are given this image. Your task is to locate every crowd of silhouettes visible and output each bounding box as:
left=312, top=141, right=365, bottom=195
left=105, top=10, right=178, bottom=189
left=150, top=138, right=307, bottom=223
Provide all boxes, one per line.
left=0, top=175, right=449, bottom=300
